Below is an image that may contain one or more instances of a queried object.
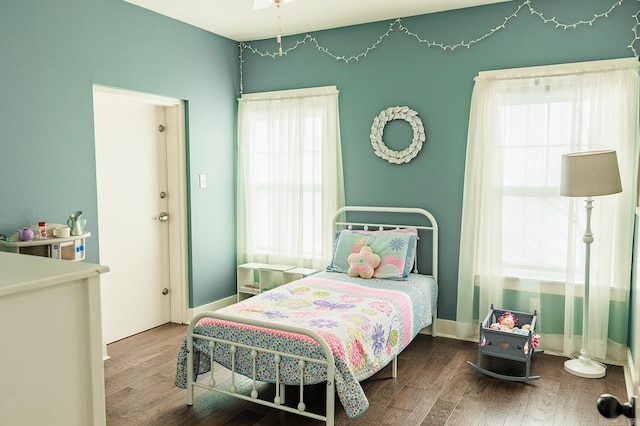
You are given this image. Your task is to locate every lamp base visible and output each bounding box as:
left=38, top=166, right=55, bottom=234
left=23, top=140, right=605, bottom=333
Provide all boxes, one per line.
left=564, top=356, right=606, bottom=379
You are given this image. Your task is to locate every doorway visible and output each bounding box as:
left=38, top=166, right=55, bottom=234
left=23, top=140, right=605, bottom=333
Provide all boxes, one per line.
left=92, top=85, right=188, bottom=347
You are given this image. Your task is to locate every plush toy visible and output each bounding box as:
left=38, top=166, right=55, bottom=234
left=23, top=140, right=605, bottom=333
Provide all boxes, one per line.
left=348, top=245, right=380, bottom=279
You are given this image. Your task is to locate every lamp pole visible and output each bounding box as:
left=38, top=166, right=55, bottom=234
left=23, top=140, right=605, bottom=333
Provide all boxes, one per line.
left=564, top=197, right=606, bottom=378
left=580, top=197, right=594, bottom=361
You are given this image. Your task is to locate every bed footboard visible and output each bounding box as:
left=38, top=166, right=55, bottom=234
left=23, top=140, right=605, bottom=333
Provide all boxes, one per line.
left=185, top=311, right=337, bottom=425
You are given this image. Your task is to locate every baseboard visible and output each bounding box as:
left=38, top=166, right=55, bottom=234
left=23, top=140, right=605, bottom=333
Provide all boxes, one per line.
left=103, top=341, right=110, bottom=361
left=188, top=295, right=237, bottom=321
left=419, top=318, right=477, bottom=342
left=626, top=347, right=637, bottom=400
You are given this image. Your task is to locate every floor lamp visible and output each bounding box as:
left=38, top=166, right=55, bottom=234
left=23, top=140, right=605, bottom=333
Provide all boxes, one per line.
left=560, top=150, right=622, bottom=379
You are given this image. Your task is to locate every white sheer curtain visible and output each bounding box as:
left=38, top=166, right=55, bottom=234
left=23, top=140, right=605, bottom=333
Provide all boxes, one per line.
left=457, top=58, right=639, bottom=362
left=237, top=86, right=344, bottom=270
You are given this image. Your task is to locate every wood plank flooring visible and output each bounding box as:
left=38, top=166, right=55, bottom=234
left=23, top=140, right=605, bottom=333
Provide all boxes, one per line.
left=105, top=323, right=632, bottom=425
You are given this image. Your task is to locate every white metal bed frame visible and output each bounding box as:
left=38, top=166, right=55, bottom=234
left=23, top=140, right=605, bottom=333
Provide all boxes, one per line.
left=185, top=206, right=439, bottom=425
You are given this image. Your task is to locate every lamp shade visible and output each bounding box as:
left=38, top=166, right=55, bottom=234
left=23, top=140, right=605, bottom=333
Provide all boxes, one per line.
left=560, top=150, right=622, bottom=197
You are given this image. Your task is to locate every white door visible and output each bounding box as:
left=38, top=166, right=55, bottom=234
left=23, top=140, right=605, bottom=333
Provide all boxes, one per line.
left=93, top=88, right=175, bottom=344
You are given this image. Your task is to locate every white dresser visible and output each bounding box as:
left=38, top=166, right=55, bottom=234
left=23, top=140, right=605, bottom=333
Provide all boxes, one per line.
left=0, top=252, right=109, bottom=426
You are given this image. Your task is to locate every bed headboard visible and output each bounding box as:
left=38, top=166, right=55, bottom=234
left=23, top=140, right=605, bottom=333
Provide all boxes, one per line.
left=331, top=206, right=438, bottom=281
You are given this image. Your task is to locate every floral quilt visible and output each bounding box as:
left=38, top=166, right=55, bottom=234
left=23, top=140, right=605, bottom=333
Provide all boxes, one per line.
left=175, top=271, right=436, bottom=418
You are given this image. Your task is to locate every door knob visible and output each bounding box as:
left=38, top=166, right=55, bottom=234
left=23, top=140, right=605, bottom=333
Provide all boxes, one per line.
left=157, top=212, right=169, bottom=222
left=597, top=394, right=635, bottom=419
left=162, top=288, right=169, bottom=295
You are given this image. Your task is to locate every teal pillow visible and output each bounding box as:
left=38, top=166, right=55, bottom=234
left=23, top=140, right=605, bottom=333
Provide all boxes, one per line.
left=326, top=230, right=413, bottom=279
left=352, top=229, right=418, bottom=277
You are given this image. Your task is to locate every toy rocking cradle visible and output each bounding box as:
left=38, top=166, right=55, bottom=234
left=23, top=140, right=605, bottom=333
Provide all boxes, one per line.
left=467, top=305, right=543, bottom=382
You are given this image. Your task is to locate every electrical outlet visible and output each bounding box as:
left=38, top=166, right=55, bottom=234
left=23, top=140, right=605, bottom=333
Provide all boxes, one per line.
left=529, top=298, right=540, bottom=314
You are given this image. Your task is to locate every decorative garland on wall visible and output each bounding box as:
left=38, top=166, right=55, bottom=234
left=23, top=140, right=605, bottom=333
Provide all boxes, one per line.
left=239, top=0, right=638, bottom=93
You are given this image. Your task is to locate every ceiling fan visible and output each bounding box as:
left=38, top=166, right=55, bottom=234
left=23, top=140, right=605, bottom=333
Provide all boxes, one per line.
left=252, top=0, right=293, bottom=10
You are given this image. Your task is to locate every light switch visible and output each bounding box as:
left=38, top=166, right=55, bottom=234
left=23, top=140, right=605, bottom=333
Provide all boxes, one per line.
left=199, top=174, right=206, bottom=188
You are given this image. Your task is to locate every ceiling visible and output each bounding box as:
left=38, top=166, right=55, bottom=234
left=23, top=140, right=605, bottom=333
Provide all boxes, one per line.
left=123, top=0, right=512, bottom=42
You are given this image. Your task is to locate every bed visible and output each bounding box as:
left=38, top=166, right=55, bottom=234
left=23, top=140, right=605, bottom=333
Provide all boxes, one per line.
left=174, top=206, right=439, bottom=425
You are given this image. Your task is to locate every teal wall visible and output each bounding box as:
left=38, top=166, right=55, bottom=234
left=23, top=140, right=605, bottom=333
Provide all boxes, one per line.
left=0, top=0, right=239, bottom=307
left=240, top=0, right=638, bottom=321
left=1, top=0, right=637, bottom=320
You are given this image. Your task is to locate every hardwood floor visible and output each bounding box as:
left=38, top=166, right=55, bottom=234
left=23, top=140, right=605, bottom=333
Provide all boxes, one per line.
left=105, top=323, right=632, bottom=425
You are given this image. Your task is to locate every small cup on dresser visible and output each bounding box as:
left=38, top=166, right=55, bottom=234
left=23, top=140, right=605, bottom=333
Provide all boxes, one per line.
left=53, top=227, right=71, bottom=238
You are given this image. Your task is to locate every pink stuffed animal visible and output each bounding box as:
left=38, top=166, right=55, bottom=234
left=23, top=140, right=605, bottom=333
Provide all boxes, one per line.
left=347, top=245, right=380, bottom=279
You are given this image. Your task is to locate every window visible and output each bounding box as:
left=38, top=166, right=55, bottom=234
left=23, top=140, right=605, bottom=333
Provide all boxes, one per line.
left=237, top=86, right=344, bottom=269
left=456, top=58, right=638, bottom=362
left=501, top=96, right=578, bottom=281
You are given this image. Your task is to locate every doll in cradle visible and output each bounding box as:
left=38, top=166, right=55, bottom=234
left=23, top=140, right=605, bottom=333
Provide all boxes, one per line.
left=490, top=311, right=518, bottom=332
left=489, top=311, right=540, bottom=351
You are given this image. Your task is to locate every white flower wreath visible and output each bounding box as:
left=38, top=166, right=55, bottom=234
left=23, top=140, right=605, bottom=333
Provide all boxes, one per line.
left=369, top=106, right=426, bottom=164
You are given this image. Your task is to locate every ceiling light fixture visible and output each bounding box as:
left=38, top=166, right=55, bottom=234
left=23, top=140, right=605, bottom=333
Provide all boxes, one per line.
left=276, top=0, right=283, bottom=55
left=252, top=0, right=292, bottom=56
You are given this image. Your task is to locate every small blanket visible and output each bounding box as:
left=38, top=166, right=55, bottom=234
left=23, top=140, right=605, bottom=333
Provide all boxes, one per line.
left=175, top=272, right=436, bottom=418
